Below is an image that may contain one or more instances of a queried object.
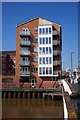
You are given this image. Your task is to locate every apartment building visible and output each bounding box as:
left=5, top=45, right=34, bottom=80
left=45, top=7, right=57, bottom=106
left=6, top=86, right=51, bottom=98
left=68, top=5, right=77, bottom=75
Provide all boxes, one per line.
left=0, top=51, right=16, bottom=88
left=16, top=17, right=62, bottom=88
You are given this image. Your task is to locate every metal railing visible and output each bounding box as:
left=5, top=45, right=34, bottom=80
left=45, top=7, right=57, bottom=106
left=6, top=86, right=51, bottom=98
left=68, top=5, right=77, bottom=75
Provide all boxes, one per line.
left=20, top=40, right=30, bottom=46
left=20, top=61, right=30, bottom=66
left=20, top=50, right=30, bottom=56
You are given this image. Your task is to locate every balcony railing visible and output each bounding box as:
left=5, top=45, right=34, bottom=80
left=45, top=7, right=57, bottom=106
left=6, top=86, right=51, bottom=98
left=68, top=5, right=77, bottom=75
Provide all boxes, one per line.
left=53, top=30, right=59, bottom=35
left=53, top=50, right=60, bottom=56
left=19, top=71, right=30, bottom=76
left=53, top=71, right=58, bottom=75
left=20, top=61, right=30, bottom=66
left=53, top=40, right=60, bottom=45
left=20, top=31, right=31, bottom=37
left=20, top=40, right=30, bottom=46
left=53, top=61, right=60, bottom=66
left=20, top=50, right=30, bottom=56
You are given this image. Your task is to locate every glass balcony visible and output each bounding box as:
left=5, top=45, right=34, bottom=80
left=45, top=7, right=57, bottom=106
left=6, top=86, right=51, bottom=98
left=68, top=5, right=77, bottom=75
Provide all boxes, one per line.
left=53, top=71, right=58, bottom=75
left=53, top=50, right=60, bottom=56
left=20, top=61, right=30, bottom=66
left=53, top=40, right=60, bottom=45
left=53, top=30, right=59, bottom=35
left=20, top=40, right=30, bottom=46
left=20, top=30, right=31, bottom=37
left=53, top=61, right=60, bottom=66
left=20, top=50, right=30, bottom=56
left=19, top=71, right=30, bottom=76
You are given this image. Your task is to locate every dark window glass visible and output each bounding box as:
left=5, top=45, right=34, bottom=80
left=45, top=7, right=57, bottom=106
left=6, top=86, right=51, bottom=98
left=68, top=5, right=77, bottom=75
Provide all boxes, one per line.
left=49, top=28, right=51, bottom=34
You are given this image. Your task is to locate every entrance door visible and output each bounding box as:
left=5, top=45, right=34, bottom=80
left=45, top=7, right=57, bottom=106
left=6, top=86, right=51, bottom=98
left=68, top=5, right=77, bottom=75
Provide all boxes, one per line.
left=31, top=78, right=35, bottom=87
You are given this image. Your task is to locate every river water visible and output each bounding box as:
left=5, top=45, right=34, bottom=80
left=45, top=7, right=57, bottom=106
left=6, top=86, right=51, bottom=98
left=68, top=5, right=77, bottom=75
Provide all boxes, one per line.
left=2, top=98, right=63, bottom=119
left=71, top=83, right=80, bottom=119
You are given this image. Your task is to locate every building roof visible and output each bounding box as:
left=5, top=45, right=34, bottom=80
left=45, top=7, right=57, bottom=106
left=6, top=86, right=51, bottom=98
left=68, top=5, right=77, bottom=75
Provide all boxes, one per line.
left=0, top=51, right=16, bottom=56
left=16, top=16, right=61, bottom=28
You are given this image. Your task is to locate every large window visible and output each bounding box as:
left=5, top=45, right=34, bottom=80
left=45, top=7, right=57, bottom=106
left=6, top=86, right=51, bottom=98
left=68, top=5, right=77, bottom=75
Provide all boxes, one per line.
left=34, top=47, right=38, bottom=52
left=49, top=57, right=52, bottom=64
left=39, top=37, right=51, bottom=44
left=33, top=67, right=38, bottom=72
left=34, top=57, right=38, bottom=62
left=22, top=67, right=28, bottom=71
left=43, top=67, right=45, bottom=74
left=34, top=38, right=38, bottom=42
left=46, top=57, right=48, bottom=64
left=49, top=47, right=51, bottom=54
left=49, top=28, right=51, bottom=34
left=34, top=28, right=38, bottom=33
left=46, top=37, right=48, bottom=44
left=39, top=27, right=52, bottom=35
left=22, top=47, right=28, bottom=51
left=49, top=37, right=51, bottom=44
left=46, top=47, right=48, bottom=54
left=43, top=57, right=45, bottom=64
left=39, top=67, right=52, bottom=75
left=43, top=47, right=45, bottom=54
left=46, top=28, right=48, bottom=34
left=43, top=38, right=45, bottom=44
left=23, top=57, right=28, bottom=61
left=39, top=28, right=42, bottom=34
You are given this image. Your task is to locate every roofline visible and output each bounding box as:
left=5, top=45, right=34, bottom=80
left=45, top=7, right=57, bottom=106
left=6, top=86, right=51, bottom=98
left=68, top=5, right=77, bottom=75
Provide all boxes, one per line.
left=16, top=16, right=61, bottom=28
left=0, top=51, right=16, bottom=55
left=16, top=17, right=39, bottom=28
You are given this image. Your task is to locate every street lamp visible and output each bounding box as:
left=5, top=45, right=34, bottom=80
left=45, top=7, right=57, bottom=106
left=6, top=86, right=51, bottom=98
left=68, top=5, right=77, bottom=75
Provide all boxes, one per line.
left=71, top=52, right=74, bottom=83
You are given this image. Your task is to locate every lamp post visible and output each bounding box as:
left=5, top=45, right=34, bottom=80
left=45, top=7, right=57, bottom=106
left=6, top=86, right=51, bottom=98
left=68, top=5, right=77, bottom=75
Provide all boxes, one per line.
left=71, top=52, right=74, bottom=83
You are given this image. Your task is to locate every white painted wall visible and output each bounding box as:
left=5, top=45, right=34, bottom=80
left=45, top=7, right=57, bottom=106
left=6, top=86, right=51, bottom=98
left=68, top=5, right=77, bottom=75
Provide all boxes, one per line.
left=61, top=79, right=72, bottom=95
left=63, top=96, right=68, bottom=119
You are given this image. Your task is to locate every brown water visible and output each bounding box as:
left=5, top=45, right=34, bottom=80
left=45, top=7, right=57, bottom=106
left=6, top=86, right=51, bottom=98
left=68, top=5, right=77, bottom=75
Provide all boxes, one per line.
left=2, top=98, right=63, bottom=118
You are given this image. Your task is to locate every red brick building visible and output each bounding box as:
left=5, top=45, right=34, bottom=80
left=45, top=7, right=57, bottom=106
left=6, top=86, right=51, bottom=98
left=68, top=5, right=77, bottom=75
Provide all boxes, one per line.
left=16, top=17, right=62, bottom=88
left=0, top=51, right=16, bottom=88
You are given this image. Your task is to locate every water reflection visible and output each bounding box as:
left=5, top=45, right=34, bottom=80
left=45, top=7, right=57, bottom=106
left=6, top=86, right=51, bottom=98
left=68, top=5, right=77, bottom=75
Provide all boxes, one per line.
left=2, top=98, right=63, bottom=118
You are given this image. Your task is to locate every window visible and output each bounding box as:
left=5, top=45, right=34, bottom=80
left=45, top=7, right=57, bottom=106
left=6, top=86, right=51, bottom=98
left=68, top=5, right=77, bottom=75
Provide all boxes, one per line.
left=39, top=47, right=42, bottom=54
left=49, top=57, right=51, bottom=64
left=46, top=57, right=48, bottom=64
left=46, top=47, right=48, bottom=54
left=40, top=38, right=41, bottom=44
left=43, top=38, right=45, bottom=44
left=43, top=47, right=45, bottom=54
left=23, top=38, right=29, bottom=41
left=43, top=57, right=45, bottom=64
left=46, top=37, right=48, bottom=44
left=31, top=78, right=35, bottom=87
left=22, top=47, right=28, bottom=51
left=46, top=67, right=48, bottom=74
left=34, top=57, right=38, bottom=62
left=49, top=47, right=51, bottom=54
left=34, top=47, right=38, bottom=52
left=46, top=28, right=48, bottom=34
left=39, top=67, right=41, bottom=74
left=22, top=67, right=28, bottom=71
left=33, top=67, right=38, bottom=72
left=39, top=28, right=42, bottom=34
left=43, top=67, right=45, bottom=74
left=23, top=57, right=28, bottom=61
left=49, top=67, right=52, bottom=74
left=34, top=38, right=38, bottom=42
left=40, top=57, right=42, bottom=64
left=49, top=28, right=51, bottom=34
left=34, top=28, right=38, bottom=33
left=49, top=37, right=51, bottom=44
left=43, top=28, right=45, bottom=34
